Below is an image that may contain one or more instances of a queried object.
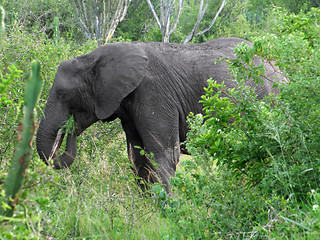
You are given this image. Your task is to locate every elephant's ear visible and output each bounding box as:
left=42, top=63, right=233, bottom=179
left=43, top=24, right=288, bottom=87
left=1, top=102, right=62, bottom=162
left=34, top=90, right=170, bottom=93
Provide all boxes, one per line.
left=93, top=43, right=148, bottom=119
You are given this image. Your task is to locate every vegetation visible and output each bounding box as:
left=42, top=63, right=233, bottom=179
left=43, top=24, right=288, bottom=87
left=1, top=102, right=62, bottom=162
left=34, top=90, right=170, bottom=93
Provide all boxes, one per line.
left=1, top=0, right=320, bottom=239
left=0, top=61, right=42, bottom=218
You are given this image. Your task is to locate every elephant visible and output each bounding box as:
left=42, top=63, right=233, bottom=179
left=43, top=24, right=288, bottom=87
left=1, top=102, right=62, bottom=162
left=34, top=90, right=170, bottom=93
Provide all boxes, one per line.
left=36, top=37, right=280, bottom=192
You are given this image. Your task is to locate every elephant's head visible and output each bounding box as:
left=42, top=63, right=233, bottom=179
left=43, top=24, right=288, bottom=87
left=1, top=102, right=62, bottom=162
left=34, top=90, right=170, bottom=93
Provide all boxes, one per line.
left=36, top=43, right=148, bottom=168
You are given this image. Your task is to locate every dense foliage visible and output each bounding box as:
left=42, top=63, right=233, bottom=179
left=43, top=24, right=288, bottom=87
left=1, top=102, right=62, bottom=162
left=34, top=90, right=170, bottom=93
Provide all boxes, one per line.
left=183, top=7, right=320, bottom=238
left=187, top=7, right=320, bottom=199
left=0, top=0, right=320, bottom=239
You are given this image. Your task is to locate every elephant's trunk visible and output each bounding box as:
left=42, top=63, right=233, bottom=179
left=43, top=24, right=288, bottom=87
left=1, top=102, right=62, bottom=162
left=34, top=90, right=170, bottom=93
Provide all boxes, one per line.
left=53, top=131, right=77, bottom=169
left=36, top=116, right=77, bottom=169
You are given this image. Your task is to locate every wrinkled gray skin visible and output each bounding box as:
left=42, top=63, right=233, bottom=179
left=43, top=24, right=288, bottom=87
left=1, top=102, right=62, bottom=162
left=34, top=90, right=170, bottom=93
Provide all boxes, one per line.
left=36, top=38, right=280, bottom=192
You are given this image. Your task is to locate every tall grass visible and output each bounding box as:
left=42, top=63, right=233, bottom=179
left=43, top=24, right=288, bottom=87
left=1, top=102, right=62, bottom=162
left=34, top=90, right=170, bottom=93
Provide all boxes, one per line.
left=37, top=122, right=172, bottom=239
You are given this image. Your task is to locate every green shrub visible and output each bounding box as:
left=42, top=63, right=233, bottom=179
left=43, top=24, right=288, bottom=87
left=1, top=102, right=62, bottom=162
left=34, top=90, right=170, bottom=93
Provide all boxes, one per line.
left=156, top=158, right=268, bottom=239
left=3, top=0, right=83, bottom=42
left=179, top=8, right=320, bottom=238
left=186, top=7, right=320, bottom=201
left=154, top=158, right=320, bottom=239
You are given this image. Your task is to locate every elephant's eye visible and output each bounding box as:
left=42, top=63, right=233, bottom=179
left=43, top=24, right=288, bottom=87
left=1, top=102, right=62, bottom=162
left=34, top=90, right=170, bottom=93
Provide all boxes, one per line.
left=58, top=91, right=67, bottom=100
left=57, top=89, right=73, bottom=103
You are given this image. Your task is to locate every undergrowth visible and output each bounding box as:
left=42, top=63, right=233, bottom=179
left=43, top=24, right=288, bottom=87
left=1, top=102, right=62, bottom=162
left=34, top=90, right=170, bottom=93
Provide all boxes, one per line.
left=39, top=124, right=167, bottom=239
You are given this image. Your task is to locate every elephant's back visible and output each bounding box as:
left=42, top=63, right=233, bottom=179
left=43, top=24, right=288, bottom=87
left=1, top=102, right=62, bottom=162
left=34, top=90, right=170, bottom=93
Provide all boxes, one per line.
left=183, top=38, right=250, bottom=83
left=168, top=38, right=250, bottom=80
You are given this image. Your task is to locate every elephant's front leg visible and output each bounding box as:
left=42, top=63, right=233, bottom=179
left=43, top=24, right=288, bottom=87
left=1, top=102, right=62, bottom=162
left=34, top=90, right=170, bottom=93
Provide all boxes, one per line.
left=138, top=123, right=181, bottom=193
left=146, top=141, right=181, bottom=193
left=122, top=122, right=159, bottom=189
left=122, top=121, right=180, bottom=193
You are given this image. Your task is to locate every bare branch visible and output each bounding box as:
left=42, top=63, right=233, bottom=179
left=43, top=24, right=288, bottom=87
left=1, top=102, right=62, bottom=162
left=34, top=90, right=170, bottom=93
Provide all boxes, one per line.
left=168, top=0, right=182, bottom=35
left=183, top=0, right=208, bottom=44
left=195, top=0, right=227, bottom=36
left=146, top=0, right=162, bottom=29
left=103, top=0, right=131, bottom=44
left=146, top=0, right=183, bottom=43
left=184, top=0, right=227, bottom=44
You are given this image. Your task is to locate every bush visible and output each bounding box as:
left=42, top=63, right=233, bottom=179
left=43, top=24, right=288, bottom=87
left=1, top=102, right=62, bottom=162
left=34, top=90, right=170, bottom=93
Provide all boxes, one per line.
left=186, top=7, right=320, bottom=201
left=177, top=10, right=319, bottom=238
left=3, top=0, right=83, bottom=41
left=156, top=158, right=268, bottom=239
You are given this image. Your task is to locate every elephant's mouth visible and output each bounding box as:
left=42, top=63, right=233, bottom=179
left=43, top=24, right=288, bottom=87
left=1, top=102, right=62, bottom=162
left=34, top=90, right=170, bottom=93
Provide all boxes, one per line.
left=49, top=129, right=77, bottom=169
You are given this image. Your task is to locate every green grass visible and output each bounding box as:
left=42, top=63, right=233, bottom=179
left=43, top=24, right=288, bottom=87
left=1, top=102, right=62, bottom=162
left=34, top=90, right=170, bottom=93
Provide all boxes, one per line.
left=36, top=122, right=169, bottom=239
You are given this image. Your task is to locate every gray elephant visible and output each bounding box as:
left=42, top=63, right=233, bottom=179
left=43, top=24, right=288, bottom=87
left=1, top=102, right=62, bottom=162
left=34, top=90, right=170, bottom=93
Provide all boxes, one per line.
left=36, top=38, right=279, bottom=192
